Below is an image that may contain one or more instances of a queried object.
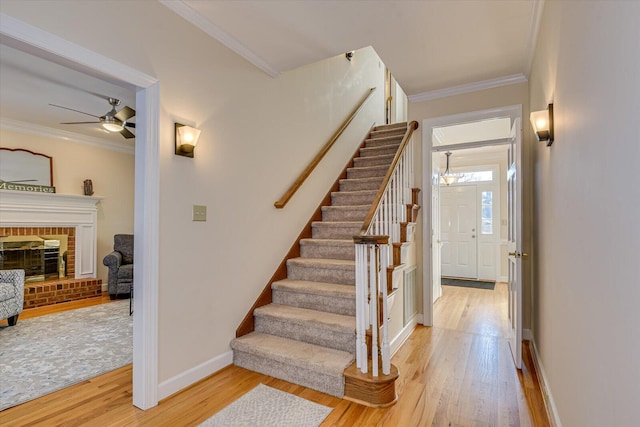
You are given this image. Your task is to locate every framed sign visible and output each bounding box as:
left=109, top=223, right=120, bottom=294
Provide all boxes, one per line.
left=0, top=148, right=54, bottom=191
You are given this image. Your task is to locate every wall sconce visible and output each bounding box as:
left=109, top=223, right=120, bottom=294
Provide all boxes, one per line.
left=345, top=51, right=354, bottom=62
left=530, top=103, right=554, bottom=146
left=175, top=123, right=201, bottom=158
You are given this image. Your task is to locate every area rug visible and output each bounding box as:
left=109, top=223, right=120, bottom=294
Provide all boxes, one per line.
left=199, top=383, right=333, bottom=427
left=0, top=300, right=132, bottom=411
left=441, top=278, right=495, bottom=290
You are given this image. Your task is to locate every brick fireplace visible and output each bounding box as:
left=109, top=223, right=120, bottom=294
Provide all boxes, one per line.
left=0, top=191, right=103, bottom=308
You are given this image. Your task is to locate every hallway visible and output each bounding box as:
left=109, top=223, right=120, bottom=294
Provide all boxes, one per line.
left=0, top=285, right=548, bottom=426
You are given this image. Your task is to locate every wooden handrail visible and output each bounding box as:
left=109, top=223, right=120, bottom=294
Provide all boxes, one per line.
left=358, top=120, right=419, bottom=235
left=274, top=87, right=377, bottom=208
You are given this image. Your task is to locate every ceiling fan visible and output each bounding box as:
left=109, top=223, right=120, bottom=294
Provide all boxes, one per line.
left=50, top=97, right=135, bottom=139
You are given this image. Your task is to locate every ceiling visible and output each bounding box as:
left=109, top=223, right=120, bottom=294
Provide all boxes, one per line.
left=0, top=43, right=135, bottom=147
left=165, top=0, right=541, bottom=96
left=0, top=1, right=541, bottom=150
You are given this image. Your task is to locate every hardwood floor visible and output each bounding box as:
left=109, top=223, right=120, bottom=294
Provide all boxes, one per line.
left=0, top=285, right=550, bottom=426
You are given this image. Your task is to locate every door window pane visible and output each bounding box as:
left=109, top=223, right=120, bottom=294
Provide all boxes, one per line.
left=481, top=191, right=493, bottom=234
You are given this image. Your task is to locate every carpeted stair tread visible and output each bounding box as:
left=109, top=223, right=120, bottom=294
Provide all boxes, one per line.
left=353, top=153, right=396, bottom=167
left=288, top=257, right=355, bottom=268
left=374, top=122, right=407, bottom=130
left=339, top=176, right=385, bottom=191
left=232, top=333, right=354, bottom=374
left=231, top=332, right=353, bottom=397
left=359, top=143, right=401, bottom=157
left=272, top=279, right=356, bottom=299
left=287, top=257, right=355, bottom=285
left=369, top=127, right=406, bottom=138
left=331, top=189, right=378, bottom=206
left=299, top=238, right=354, bottom=260
left=272, top=279, right=356, bottom=316
left=311, top=221, right=362, bottom=239
left=321, top=205, right=370, bottom=222
left=364, top=135, right=405, bottom=148
left=346, top=164, right=389, bottom=179
left=254, top=304, right=355, bottom=334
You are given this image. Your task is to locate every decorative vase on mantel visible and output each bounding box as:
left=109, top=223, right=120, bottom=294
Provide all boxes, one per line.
left=83, top=179, right=94, bottom=196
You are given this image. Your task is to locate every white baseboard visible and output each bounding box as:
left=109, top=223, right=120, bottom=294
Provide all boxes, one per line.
left=416, top=314, right=425, bottom=325
left=528, top=337, right=562, bottom=427
left=391, top=316, right=418, bottom=356
left=158, top=350, right=233, bottom=401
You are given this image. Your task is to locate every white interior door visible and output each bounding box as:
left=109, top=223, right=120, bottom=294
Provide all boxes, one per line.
left=507, top=118, right=523, bottom=369
left=432, top=159, right=442, bottom=302
left=440, top=185, right=477, bottom=279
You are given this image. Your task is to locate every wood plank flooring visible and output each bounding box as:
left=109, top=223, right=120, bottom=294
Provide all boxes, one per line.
left=0, top=285, right=550, bottom=426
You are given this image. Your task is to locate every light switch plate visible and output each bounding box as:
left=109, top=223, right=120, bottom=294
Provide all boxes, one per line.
left=193, top=205, right=207, bottom=221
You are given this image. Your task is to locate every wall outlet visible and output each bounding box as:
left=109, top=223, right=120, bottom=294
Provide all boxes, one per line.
left=193, top=205, right=207, bottom=222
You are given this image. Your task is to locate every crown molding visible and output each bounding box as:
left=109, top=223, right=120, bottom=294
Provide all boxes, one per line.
left=0, top=118, right=135, bottom=155
left=526, top=0, right=546, bottom=76
left=408, top=74, right=528, bottom=104
left=159, top=0, right=280, bottom=78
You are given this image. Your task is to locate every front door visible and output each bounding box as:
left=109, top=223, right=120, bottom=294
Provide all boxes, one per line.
left=507, top=118, right=523, bottom=369
left=440, top=185, right=477, bottom=279
left=432, top=157, right=442, bottom=302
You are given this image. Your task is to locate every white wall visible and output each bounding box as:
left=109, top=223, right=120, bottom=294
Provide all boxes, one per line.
left=0, top=1, right=385, bottom=391
left=408, top=83, right=532, bottom=327
left=529, top=2, right=640, bottom=425
left=0, top=129, right=134, bottom=285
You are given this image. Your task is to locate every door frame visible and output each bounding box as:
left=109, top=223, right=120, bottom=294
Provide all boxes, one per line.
left=421, top=104, right=522, bottom=327
left=1, top=14, right=160, bottom=409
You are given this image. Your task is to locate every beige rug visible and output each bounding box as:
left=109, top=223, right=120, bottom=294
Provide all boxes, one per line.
left=198, top=383, right=332, bottom=427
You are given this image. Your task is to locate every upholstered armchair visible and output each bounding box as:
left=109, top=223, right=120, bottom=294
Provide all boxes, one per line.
left=102, top=234, right=134, bottom=299
left=0, top=269, right=25, bottom=326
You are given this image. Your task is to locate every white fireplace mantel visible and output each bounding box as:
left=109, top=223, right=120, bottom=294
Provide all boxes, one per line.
left=0, top=190, right=103, bottom=278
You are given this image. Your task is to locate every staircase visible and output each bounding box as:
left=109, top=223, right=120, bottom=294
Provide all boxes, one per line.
left=231, top=122, right=409, bottom=398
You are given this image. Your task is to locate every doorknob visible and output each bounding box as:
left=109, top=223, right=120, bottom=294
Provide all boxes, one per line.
left=508, top=251, right=528, bottom=259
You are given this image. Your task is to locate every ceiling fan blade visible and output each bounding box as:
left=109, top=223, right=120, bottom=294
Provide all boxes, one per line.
left=120, top=127, right=135, bottom=139
left=125, top=122, right=135, bottom=128
left=115, top=106, right=135, bottom=122
left=60, top=121, right=100, bottom=124
left=49, top=104, right=100, bottom=118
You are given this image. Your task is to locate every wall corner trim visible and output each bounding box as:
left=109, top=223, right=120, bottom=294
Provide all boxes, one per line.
left=408, top=74, right=528, bottom=103
left=528, top=337, right=563, bottom=427
left=158, top=350, right=234, bottom=401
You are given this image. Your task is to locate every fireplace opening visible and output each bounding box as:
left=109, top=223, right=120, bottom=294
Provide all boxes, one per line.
left=0, top=235, right=68, bottom=283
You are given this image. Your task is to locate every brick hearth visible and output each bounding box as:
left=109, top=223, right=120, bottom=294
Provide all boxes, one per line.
left=24, top=278, right=102, bottom=309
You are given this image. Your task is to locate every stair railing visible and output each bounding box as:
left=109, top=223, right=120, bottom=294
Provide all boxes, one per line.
left=274, top=87, right=377, bottom=208
left=353, top=121, right=418, bottom=376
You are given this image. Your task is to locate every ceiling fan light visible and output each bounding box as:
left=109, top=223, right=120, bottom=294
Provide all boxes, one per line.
left=101, top=116, right=124, bottom=132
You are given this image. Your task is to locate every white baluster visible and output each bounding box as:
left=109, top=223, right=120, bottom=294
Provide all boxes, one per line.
left=380, top=244, right=391, bottom=375
left=369, top=245, right=379, bottom=377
